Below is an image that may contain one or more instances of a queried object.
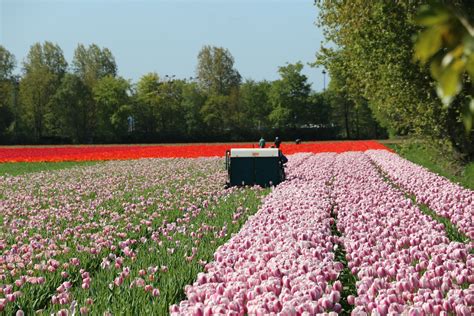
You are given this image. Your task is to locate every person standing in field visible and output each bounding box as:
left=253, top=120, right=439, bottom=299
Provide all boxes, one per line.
left=274, top=136, right=281, bottom=148
left=259, top=137, right=266, bottom=148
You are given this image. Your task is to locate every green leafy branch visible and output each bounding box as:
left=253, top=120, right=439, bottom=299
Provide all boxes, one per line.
left=414, top=2, right=474, bottom=131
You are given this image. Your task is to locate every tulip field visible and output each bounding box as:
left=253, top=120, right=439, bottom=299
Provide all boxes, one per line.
left=0, top=142, right=473, bottom=315
left=0, top=141, right=388, bottom=162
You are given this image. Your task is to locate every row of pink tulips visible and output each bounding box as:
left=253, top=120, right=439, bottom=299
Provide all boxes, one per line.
left=367, top=150, right=474, bottom=239
left=332, top=152, right=473, bottom=315
left=171, top=153, right=345, bottom=315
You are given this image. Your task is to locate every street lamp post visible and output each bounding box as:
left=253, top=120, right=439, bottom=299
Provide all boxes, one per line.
left=322, top=69, right=327, bottom=91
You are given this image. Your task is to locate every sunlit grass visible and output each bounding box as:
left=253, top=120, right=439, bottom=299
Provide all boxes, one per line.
left=0, top=161, right=99, bottom=176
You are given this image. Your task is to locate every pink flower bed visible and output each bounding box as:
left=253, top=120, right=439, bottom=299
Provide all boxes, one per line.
left=2, top=149, right=472, bottom=314
left=332, top=152, right=473, bottom=315
left=367, top=150, right=474, bottom=239
left=0, top=158, right=231, bottom=313
left=170, top=153, right=345, bottom=315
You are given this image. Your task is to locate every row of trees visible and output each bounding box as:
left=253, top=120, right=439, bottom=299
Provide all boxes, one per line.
left=315, top=0, right=474, bottom=157
left=0, top=43, right=385, bottom=144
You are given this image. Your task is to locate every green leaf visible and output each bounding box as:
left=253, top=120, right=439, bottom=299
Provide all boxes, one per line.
left=430, top=55, right=443, bottom=79
left=461, top=98, right=474, bottom=132
left=437, top=58, right=465, bottom=105
left=462, top=35, right=474, bottom=54
left=416, top=4, right=452, bottom=26
left=467, top=53, right=474, bottom=80
left=414, top=28, right=443, bottom=63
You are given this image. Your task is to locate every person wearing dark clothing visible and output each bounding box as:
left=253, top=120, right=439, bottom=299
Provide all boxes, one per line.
left=279, top=150, right=288, bottom=165
left=259, top=137, right=266, bottom=148
left=274, top=137, right=281, bottom=148
left=278, top=149, right=288, bottom=182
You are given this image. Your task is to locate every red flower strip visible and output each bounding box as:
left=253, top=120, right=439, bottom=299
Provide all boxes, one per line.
left=0, top=141, right=390, bottom=163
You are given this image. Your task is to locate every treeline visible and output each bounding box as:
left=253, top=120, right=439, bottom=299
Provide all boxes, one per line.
left=0, top=43, right=385, bottom=144
left=315, top=0, right=474, bottom=158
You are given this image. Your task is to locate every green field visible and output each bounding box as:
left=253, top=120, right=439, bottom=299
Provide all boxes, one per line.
left=0, top=161, right=99, bottom=176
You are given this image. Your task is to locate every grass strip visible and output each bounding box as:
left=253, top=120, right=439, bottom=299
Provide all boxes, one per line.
left=0, top=161, right=100, bottom=176
left=328, top=172, right=357, bottom=314
left=330, top=207, right=358, bottom=315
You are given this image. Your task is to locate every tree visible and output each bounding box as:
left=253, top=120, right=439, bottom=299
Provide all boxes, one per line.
left=48, top=73, right=92, bottom=143
left=0, top=46, right=15, bottom=80
left=19, top=42, right=67, bottom=141
left=155, top=79, right=186, bottom=138
left=93, top=75, right=131, bottom=142
left=0, top=46, right=16, bottom=141
left=134, top=73, right=188, bottom=140
left=306, top=92, right=331, bottom=127
left=413, top=2, right=474, bottom=132
left=200, top=94, right=231, bottom=134
left=72, top=44, right=118, bottom=141
left=240, top=80, right=272, bottom=131
left=196, top=45, right=241, bottom=95
left=134, top=72, right=161, bottom=138
left=316, top=0, right=472, bottom=156
left=181, top=81, right=206, bottom=138
left=72, top=44, right=117, bottom=88
left=269, top=62, right=311, bottom=128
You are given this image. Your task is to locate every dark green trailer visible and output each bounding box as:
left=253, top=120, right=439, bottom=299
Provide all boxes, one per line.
left=225, top=148, right=286, bottom=187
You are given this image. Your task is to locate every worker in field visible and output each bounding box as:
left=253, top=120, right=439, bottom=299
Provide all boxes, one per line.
left=259, top=137, right=266, bottom=148
left=273, top=136, right=287, bottom=166
left=279, top=150, right=288, bottom=165
left=274, top=136, right=281, bottom=148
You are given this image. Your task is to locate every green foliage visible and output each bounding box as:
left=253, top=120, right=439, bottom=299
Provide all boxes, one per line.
left=269, top=62, right=311, bottom=128
left=240, top=80, right=272, bottom=130
left=320, top=58, right=386, bottom=139
left=316, top=0, right=473, bottom=156
left=317, top=1, right=432, bottom=134
left=70, top=44, right=119, bottom=142
left=413, top=2, right=474, bottom=132
left=330, top=209, right=357, bottom=314
left=72, top=44, right=117, bottom=88
left=200, top=94, right=231, bottom=132
left=0, top=45, right=16, bottom=80
left=154, top=79, right=187, bottom=137
left=19, top=42, right=67, bottom=141
left=0, top=46, right=16, bottom=140
left=181, top=81, right=206, bottom=137
left=196, top=45, right=241, bottom=95
left=48, top=74, right=93, bottom=143
left=3, top=41, right=363, bottom=143
left=134, top=73, right=162, bottom=136
left=134, top=73, right=189, bottom=139
left=93, top=76, right=131, bottom=142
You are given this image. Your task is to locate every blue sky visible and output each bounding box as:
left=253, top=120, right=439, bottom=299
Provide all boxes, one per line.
left=1, top=0, right=327, bottom=90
